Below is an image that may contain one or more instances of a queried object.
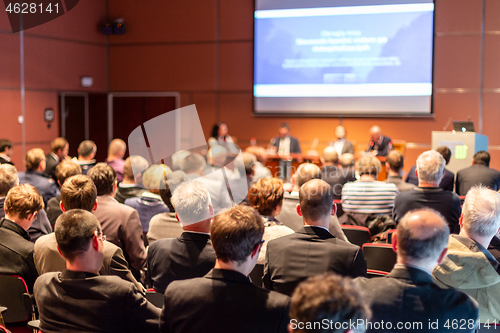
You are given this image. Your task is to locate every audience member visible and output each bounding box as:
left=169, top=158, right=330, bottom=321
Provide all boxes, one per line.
left=393, top=150, right=461, bottom=233
left=115, top=155, right=149, bottom=204
left=276, top=163, right=347, bottom=241
left=105, top=138, right=127, bottom=183
left=385, top=150, right=416, bottom=192
left=125, top=164, right=171, bottom=237
left=171, top=150, right=190, bottom=171
left=456, top=150, right=500, bottom=196
left=0, top=138, right=14, bottom=165
left=206, top=145, right=239, bottom=180
left=147, top=170, right=186, bottom=243
left=248, top=178, right=294, bottom=263
left=366, top=126, right=392, bottom=156
left=245, top=146, right=272, bottom=181
left=74, top=140, right=97, bottom=175
left=19, top=148, right=60, bottom=207
left=88, top=163, right=147, bottom=276
left=0, top=184, right=43, bottom=292
left=271, top=122, right=301, bottom=154
left=46, top=159, right=81, bottom=226
left=34, top=210, right=160, bottom=332
left=242, top=152, right=257, bottom=189
left=290, top=274, right=370, bottom=333
left=160, top=205, right=290, bottom=333
left=264, top=179, right=367, bottom=296
left=433, top=186, right=500, bottom=321
left=45, top=137, right=69, bottom=183
left=147, top=181, right=216, bottom=294
left=341, top=155, right=398, bottom=215
left=406, top=146, right=455, bottom=191
left=34, top=174, right=143, bottom=291
left=320, top=147, right=356, bottom=200
left=356, top=209, right=478, bottom=333
left=330, top=125, right=355, bottom=155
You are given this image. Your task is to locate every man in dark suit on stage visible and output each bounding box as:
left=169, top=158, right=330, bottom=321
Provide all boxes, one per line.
left=355, top=209, right=478, bottom=333
left=272, top=122, right=301, bottom=154
left=147, top=181, right=216, bottom=294
left=264, top=179, right=366, bottom=296
left=366, top=125, right=392, bottom=156
left=34, top=209, right=160, bottom=333
left=456, top=150, right=500, bottom=196
left=160, top=205, right=290, bottom=333
left=45, top=137, right=69, bottom=184
left=0, top=139, right=14, bottom=166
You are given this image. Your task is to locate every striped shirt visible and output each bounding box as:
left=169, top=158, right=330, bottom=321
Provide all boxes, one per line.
left=341, top=181, right=398, bottom=215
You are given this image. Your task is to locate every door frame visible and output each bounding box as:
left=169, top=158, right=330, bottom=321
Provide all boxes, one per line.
left=59, top=92, right=89, bottom=140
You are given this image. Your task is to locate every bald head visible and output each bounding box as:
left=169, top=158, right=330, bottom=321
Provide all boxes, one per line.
left=299, top=179, right=334, bottom=224
left=369, top=125, right=382, bottom=143
left=108, top=139, right=126, bottom=159
left=295, top=163, right=321, bottom=188
left=322, top=147, right=339, bottom=165
left=340, top=153, right=355, bottom=168
left=397, top=209, right=449, bottom=265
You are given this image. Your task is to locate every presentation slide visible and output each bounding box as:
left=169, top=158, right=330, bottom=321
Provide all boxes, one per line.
left=254, top=1, right=435, bottom=115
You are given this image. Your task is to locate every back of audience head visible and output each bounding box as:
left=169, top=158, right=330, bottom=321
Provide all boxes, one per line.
left=0, top=139, right=13, bottom=154
left=123, top=155, right=149, bottom=184
left=208, top=145, right=227, bottom=167
left=0, top=164, right=18, bottom=197
left=461, top=186, right=500, bottom=239
left=50, top=137, right=69, bottom=159
left=55, top=209, right=102, bottom=265
left=416, top=150, right=445, bottom=185
left=435, top=146, right=451, bottom=165
left=298, top=179, right=335, bottom=225
left=171, top=150, right=191, bottom=171
left=289, top=273, right=370, bottom=333
left=55, top=160, right=82, bottom=186
left=171, top=181, right=212, bottom=226
left=473, top=150, right=490, bottom=167
left=142, top=164, right=172, bottom=195
left=322, top=147, right=339, bottom=166
left=396, top=209, right=449, bottom=271
left=245, top=146, right=267, bottom=164
left=78, top=140, right=97, bottom=160
left=210, top=205, right=264, bottom=264
left=60, top=175, right=97, bottom=212
left=87, top=163, right=116, bottom=196
left=242, top=152, right=256, bottom=177
left=5, top=184, right=44, bottom=228
left=357, top=155, right=381, bottom=178
left=248, top=178, right=284, bottom=217
left=108, top=139, right=126, bottom=159
left=295, top=163, right=321, bottom=188
left=386, top=150, right=404, bottom=173
left=339, top=153, right=355, bottom=168
left=159, top=170, right=188, bottom=212
left=25, top=148, right=46, bottom=172
left=180, top=153, right=206, bottom=175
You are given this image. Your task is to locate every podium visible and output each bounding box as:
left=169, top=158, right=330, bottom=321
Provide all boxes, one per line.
left=431, top=131, right=488, bottom=174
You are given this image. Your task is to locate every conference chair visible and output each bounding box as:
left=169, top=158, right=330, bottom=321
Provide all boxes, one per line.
left=362, top=243, right=397, bottom=273
left=341, top=225, right=371, bottom=247
left=366, top=269, right=389, bottom=279
left=249, top=263, right=264, bottom=288
left=145, top=289, right=164, bottom=309
left=385, top=229, right=396, bottom=244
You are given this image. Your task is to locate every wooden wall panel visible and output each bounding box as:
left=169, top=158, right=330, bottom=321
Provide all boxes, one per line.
left=219, top=42, right=253, bottom=91
left=485, top=0, right=500, bottom=32
left=0, top=34, right=20, bottom=88
left=191, top=93, right=217, bottom=140
left=435, top=0, right=482, bottom=33
left=483, top=35, right=500, bottom=89
left=219, top=0, right=254, bottom=41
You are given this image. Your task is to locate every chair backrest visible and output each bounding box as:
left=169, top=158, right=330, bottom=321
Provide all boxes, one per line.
left=145, top=289, right=164, bottom=309
left=362, top=243, right=397, bottom=273
left=249, top=263, right=264, bottom=288
left=386, top=229, right=396, bottom=244
left=341, top=225, right=371, bottom=247
left=0, top=275, right=34, bottom=324
left=367, top=269, right=390, bottom=279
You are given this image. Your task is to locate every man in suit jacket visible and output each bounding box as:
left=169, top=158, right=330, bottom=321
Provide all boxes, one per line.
left=355, top=209, right=478, bottom=332
left=34, top=210, right=160, bottom=333
left=272, top=122, right=301, bottom=154
left=147, top=181, right=216, bottom=294
left=0, top=138, right=14, bottom=166
left=264, top=179, right=367, bottom=297
left=329, top=125, right=354, bottom=155
left=74, top=140, right=97, bottom=175
left=34, top=174, right=143, bottom=292
left=45, top=137, right=69, bottom=184
left=406, top=146, right=455, bottom=191
left=456, top=151, right=500, bottom=196
left=160, top=205, right=290, bottom=333
left=366, top=125, right=392, bottom=156
left=88, top=163, right=147, bottom=275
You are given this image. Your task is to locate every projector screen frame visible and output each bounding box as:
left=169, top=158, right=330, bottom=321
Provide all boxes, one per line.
left=252, top=0, right=436, bottom=118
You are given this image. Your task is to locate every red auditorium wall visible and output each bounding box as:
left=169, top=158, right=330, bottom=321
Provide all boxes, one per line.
left=0, top=0, right=106, bottom=169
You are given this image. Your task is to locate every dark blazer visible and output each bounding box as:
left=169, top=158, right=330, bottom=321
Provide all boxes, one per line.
left=456, top=164, right=500, bottom=196
left=44, top=153, right=59, bottom=184
left=272, top=136, right=301, bottom=154
left=367, top=136, right=392, bottom=156
left=355, top=266, right=478, bottom=333
left=385, top=175, right=416, bottom=192
left=160, top=269, right=290, bottom=333
left=405, top=165, right=455, bottom=192
left=0, top=156, right=13, bottom=165
left=321, top=165, right=356, bottom=199
left=147, top=232, right=216, bottom=294
left=263, top=226, right=366, bottom=296
left=115, top=184, right=147, bottom=204
left=18, top=170, right=60, bottom=207
left=34, top=271, right=160, bottom=333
